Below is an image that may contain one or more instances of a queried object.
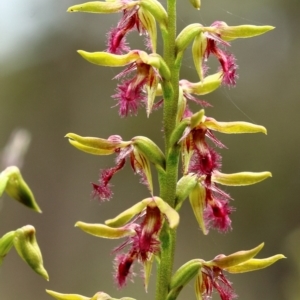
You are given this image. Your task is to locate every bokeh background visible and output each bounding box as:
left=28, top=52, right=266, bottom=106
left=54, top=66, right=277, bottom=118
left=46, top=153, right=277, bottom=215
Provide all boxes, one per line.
left=1, top=0, right=299, bottom=299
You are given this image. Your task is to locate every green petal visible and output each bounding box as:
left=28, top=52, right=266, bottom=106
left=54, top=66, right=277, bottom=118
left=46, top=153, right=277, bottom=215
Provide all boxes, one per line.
left=105, top=199, right=150, bottom=227
left=153, top=197, right=180, bottom=229
left=183, top=72, right=222, bottom=96
left=208, top=243, right=264, bottom=269
left=189, top=183, right=207, bottom=235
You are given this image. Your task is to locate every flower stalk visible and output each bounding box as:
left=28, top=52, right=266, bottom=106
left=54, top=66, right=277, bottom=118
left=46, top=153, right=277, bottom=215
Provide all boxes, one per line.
left=51, top=1, right=285, bottom=300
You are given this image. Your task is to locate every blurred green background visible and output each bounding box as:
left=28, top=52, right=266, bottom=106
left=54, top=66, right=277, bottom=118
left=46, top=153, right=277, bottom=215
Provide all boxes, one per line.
left=1, top=0, right=299, bottom=299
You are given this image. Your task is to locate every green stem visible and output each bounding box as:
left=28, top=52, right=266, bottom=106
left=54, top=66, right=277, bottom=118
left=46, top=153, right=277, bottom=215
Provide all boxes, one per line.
left=155, top=0, right=180, bottom=299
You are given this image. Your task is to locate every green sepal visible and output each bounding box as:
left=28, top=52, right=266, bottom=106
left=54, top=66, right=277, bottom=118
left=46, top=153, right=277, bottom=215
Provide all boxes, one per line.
left=169, top=259, right=202, bottom=291
left=176, top=24, right=202, bottom=56
left=13, top=225, right=49, bottom=280
left=138, top=7, right=157, bottom=52
left=132, top=136, right=166, bottom=171
left=175, top=173, right=198, bottom=210
left=176, top=87, right=186, bottom=123
left=46, top=290, right=90, bottom=300
left=0, top=231, right=15, bottom=266
left=204, top=118, right=267, bottom=134
left=225, top=254, right=286, bottom=274
left=140, top=0, right=168, bottom=30
left=189, top=183, right=207, bottom=234
left=207, top=243, right=265, bottom=269
left=65, top=133, right=129, bottom=155
left=212, top=171, right=272, bottom=186
left=77, top=50, right=170, bottom=79
left=2, top=166, right=41, bottom=212
left=67, top=1, right=137, bottom=14
left=77, top=50, right=139, bottom=67
left=213, top=23, right=275, bottom=42
left=75, top=222, right=135, bottom=239
left=132, top=146, right=154, bottom=195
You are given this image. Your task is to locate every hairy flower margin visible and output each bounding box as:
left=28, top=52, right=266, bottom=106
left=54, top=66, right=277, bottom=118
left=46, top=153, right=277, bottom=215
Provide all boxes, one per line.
left=75, top=197, right=179, bottom=288
left=59, top=1, right=284, bottom=300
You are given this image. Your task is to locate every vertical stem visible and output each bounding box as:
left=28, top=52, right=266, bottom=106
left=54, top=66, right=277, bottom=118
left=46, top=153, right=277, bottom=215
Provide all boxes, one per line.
left=156, top=0, right=180, bottom=299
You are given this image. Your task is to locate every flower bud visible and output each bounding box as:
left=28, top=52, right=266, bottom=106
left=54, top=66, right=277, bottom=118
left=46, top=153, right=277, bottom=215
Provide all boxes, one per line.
left=13, top=225, right=49, bottom=280
left=180, top=72, right=222, bottom=96
left=0, top=231, right=15, bottom=266
left=2, top=166, right=41, bottom=212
